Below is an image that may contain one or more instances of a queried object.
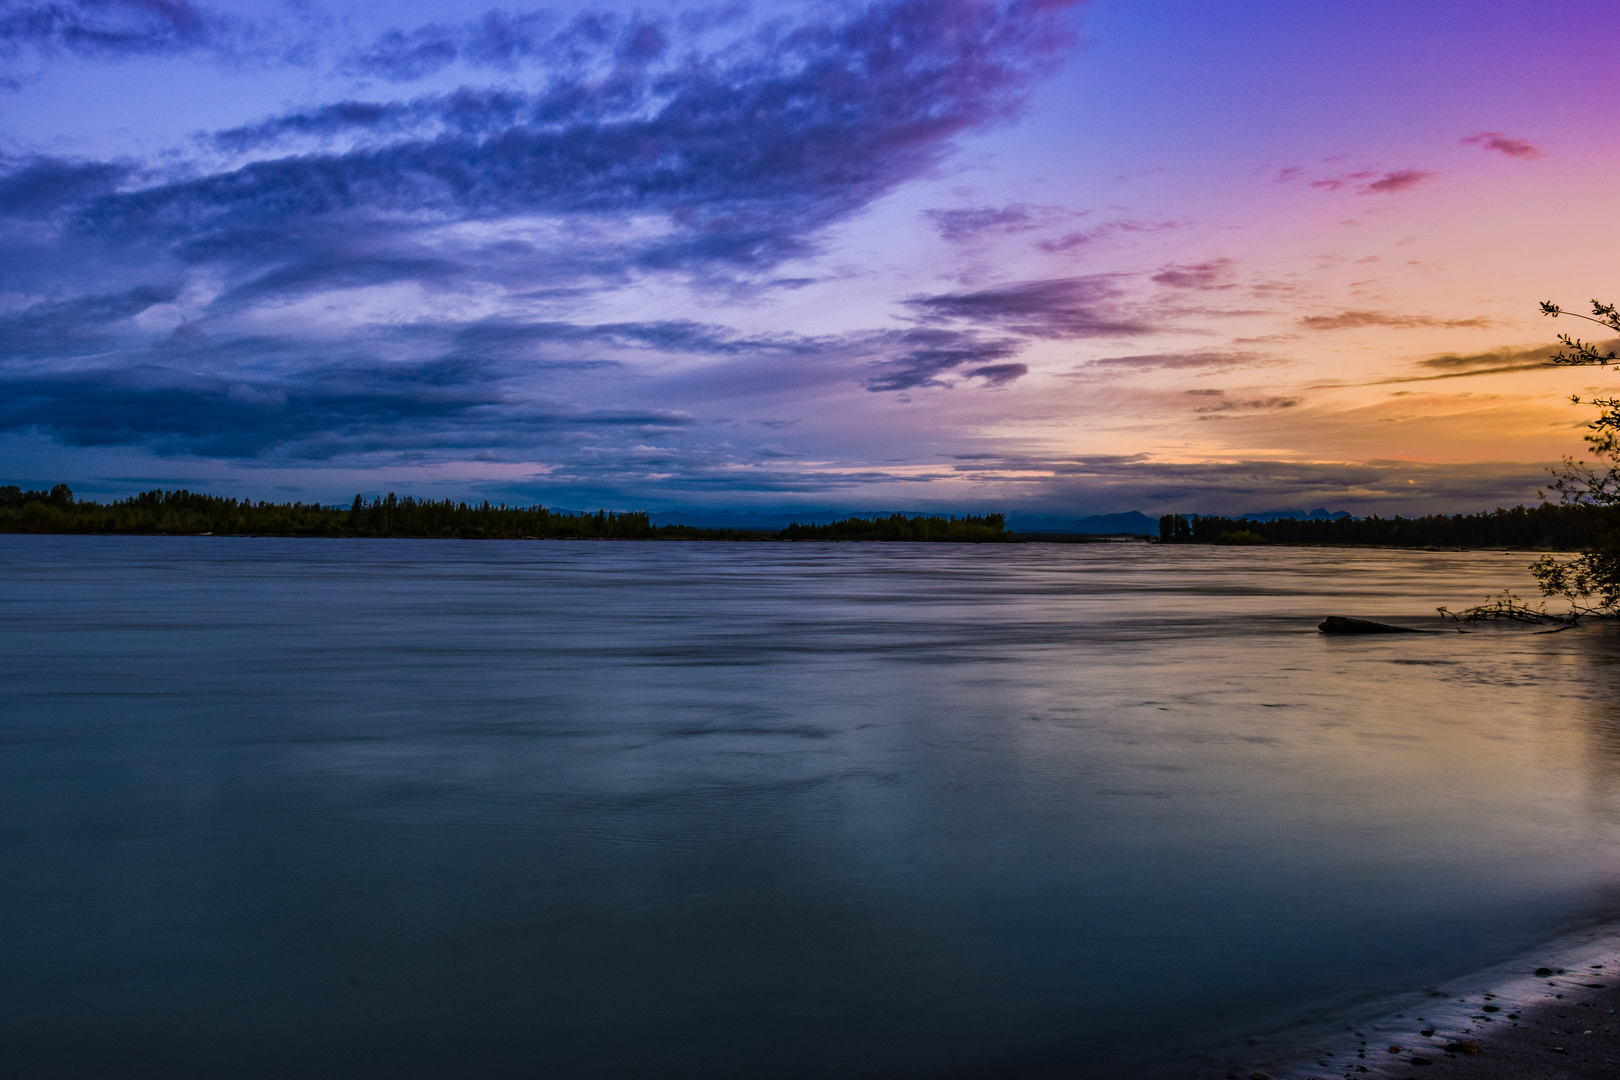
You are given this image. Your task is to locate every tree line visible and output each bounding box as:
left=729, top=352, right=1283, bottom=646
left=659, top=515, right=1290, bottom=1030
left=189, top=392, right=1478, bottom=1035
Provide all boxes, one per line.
left=7, top=483, right=1603, bottom=550
left=0, top=487, right=723, bottom=539
left=1158, top=503, right=1603, bottom=548
left=779, top=513, right=1011, bottom=542
left=0, top=487, right=1014, bottom=542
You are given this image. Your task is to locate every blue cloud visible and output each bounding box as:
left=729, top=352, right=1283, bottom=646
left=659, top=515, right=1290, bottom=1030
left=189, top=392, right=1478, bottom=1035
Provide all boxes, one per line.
left=0, top=0, right=1088, bottom=478
left=0, top=156, right=129, bottom=214
left=0, top=0, right=323, bottom=75
left=0, top=350, right=697, bottom=458
left=0, top=0, right=219, bottom=60
left=26, top=0, right=1076, bottom=278
left=0, top=284, right=179, bottom=356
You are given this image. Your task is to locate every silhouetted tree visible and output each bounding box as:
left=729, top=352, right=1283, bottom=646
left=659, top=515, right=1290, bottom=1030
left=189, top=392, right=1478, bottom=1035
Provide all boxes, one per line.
left=1526, top=300, right=1620, bottom=616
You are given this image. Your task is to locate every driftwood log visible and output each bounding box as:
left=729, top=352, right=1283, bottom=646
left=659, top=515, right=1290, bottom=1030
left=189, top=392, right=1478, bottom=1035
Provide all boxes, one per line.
left=1318, top=616, right=1429, bottom=635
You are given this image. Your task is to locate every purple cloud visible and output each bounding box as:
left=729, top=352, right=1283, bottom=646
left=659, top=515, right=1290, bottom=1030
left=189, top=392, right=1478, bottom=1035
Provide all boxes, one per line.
left=1460, top=132, right=1542, bottom=160
left=1288, top=167, right=1437, bottom=195
left=924, top=202, right=1065, bottom=242
left=862, top=329, right=1022, bottom=391
left=903, top=275, right=1151, bottom=338
left=1359, top=169, right=1435, bottom=194
left=1035, top=231, right=1090, bottom=253
left=1035, top=217, right=1181, bottom=255
left=1151, top=258, right=1234, bottom=290
left=967, top=362, right=1028, bottom=386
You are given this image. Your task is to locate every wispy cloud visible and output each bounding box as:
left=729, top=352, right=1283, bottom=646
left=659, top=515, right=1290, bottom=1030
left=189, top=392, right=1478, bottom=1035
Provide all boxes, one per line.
left=1364, top=341, right=1611, bottom=384
left=944, top=453, right=1553, bottom=516
left=923, top=202, right=1067, bottom=242
left=1151, top=258, right=1235, bottom=289
left=1192, top=395, right=1300, bottom=415
left=342, top=8, right=568, bottom=80
left=1460, top=132, right=1543, bottom=160
left=903, top=275, right=1151, bottom=338
left=861, top=328, right=1022, bottom=391
left=1417, top=344, right=1557, bottom=370
left=1034, top=216, right=1181, bottom=255
left=1357, top=169, right=1435, bottom=194
left=1084, top=350, right=1269, bottom=372
left=1299, top=310, right=1489, bottom=330
left=1282, top=166, right=1439, bottom=195
left=967, top=362, right=1027, bottom=386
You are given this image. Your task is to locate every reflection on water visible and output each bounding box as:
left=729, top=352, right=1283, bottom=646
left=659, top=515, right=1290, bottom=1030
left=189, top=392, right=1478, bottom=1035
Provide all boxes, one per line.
left=2, top=536, right=1620, bottom=1079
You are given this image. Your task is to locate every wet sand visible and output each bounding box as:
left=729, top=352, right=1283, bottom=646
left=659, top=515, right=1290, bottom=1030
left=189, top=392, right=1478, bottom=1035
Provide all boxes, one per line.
left=1185, top=924, right=1620, bottom=1080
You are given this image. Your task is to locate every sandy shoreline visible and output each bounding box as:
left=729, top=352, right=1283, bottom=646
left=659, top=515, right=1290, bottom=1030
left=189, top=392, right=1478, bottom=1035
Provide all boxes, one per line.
left=1165, top=920, right=1620, bottom=1080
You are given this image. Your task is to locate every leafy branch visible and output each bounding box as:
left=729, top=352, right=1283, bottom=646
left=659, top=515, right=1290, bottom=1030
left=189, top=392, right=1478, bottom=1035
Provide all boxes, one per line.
left=1436, top=590, right=1565, bottom=624
left=1540, top=299, right=1620, bottom=367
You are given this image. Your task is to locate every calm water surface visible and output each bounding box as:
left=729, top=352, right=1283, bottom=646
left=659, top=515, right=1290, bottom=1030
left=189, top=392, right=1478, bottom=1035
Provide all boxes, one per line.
left=3, top=537, right=1620, bottom=1078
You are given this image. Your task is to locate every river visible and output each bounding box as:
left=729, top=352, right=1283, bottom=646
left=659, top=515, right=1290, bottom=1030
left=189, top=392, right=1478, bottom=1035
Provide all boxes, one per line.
left=2, top=536, right=1618, bottom=1078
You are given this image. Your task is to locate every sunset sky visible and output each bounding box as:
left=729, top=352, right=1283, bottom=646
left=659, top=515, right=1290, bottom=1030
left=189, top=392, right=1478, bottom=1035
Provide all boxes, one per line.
left=2, top=0, right=1617, bottom=515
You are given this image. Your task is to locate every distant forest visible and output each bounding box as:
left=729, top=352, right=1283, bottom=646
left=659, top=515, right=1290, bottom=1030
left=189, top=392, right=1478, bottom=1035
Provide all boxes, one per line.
left=1158, top=504, right=1603, bottom=548
left=0, top=486, right=1012, bottom=542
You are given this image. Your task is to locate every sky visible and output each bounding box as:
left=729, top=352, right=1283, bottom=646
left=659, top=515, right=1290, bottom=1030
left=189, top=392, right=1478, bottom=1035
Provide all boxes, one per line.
left=1, top=0, right=1618, bottom=515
